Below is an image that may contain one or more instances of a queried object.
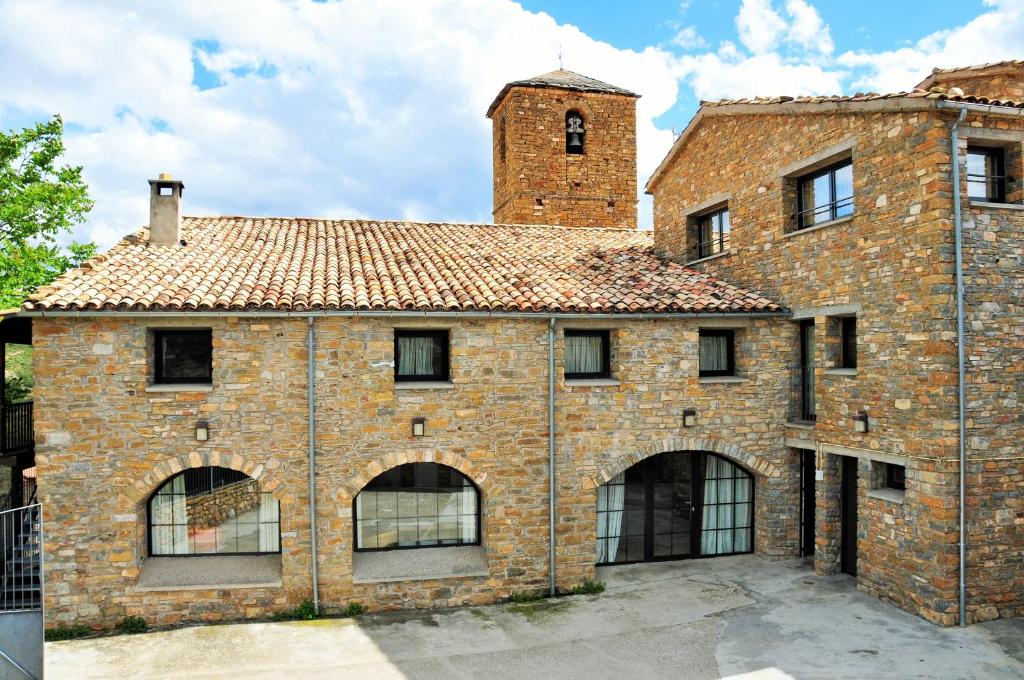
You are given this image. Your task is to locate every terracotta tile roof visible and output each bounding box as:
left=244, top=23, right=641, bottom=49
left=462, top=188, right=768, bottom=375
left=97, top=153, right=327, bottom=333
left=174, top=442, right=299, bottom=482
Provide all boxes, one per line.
left=700, top=89, right=1024, bottom=109
left=25, top=218, right=782, bottom=315
left=486, top=69, right=638, bottom=117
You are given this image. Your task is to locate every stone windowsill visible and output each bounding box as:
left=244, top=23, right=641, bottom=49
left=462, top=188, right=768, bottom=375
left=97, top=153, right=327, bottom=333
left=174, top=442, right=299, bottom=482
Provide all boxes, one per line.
left=784, top=420, right=816, bottom=430
left=823, top=368, right=858, bottom=377
left=352, top=545, right=489, bottom=584
left=781, top=214, right=854, bottom=240
left=970, top=200, right=1024, bottom=211
left=395, top=381, right=455, bottom=390
left=144, top=383, right=214, bottom=393
left=867, top=488, right=905, bottom=505
left=685, top=250, right=732, bottom=266
left=698, top=375, right=748, bottom=385
left=134, top=554, right=282, bottom=592
left=564, top=378, right=621, bottom=387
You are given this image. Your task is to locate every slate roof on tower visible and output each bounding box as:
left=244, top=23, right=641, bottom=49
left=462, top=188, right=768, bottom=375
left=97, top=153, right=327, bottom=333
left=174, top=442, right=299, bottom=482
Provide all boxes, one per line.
left=486, top=69, right=639, bottom=117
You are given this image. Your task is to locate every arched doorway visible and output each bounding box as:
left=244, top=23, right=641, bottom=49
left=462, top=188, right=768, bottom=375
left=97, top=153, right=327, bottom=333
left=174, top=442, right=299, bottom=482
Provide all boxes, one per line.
left=596, top=451, right=753, bottom=565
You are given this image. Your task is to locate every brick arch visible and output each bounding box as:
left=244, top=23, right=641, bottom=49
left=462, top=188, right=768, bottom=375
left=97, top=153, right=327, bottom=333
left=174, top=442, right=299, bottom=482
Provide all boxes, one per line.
left=585, top=436, right=779, bottom=491
left=339, top=449, right=495, bottom=505
left=124, top=450, right=289, bottom=509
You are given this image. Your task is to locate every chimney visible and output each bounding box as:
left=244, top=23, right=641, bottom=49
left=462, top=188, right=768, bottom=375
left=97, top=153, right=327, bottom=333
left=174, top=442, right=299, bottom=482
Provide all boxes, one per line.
left=148, top=173, right=184, bottom=245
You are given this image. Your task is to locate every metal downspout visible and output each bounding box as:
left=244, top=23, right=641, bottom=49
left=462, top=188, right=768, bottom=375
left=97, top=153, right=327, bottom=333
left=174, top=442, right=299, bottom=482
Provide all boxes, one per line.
left=307, top=317, right=320, bottom=613
left=548, top=317, right=557, bottom=597
left=950, top=106, right=968, bottom=626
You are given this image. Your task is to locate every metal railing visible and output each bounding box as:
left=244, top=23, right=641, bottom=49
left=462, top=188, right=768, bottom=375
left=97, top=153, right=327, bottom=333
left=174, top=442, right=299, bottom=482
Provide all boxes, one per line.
left=792, top=195, right=853, bottom=231
left=689, top=232, right=731, bottom=261
left=967, top=171, right=1014, bottom=203
left=1, top=402, right=33, bottom=454
left=788, top=366, right=816, bottom=424
left=0, top=503, right=42, bottom=613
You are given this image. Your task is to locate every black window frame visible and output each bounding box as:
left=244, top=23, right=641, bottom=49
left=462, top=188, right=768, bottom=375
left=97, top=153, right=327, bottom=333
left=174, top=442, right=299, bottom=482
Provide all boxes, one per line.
left=886, top=464, right=906, bottom=491
left=564, top=329, right=611, bottom=380
left=839, top=316, right=857, bottom=369
left=394, top=329, right=450, bottom=382
left=698, top=329, right=736, bottom=377
left=696, top=207, right=730, bottom=259
left=153, top=329, right=213, bottom=385
left=353, top=463, right=481, bottom=552
left=795, top=158, right=854, bottom=230
left=966, top=145, right=1008, bottom=203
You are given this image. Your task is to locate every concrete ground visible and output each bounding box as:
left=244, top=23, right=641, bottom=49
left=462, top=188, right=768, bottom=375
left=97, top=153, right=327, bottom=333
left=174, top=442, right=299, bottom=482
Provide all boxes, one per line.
left=45, top=555, right=1024, bottom=679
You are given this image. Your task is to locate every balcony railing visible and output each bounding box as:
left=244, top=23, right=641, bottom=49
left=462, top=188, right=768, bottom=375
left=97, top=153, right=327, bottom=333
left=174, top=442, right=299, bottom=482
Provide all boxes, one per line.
left=788, top=367, right=816, bottom=424
left=688, top=232, right=731, bottom=262
left=1, top=402, right=33, bottom=455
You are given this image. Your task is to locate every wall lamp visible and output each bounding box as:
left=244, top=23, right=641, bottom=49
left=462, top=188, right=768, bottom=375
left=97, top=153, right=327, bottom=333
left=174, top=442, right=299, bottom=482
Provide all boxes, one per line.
left=411, top=417, right=426, bottom=437
left=683, top=409, right=697, bottom=428
left=195, top=420, right=210, bottom=442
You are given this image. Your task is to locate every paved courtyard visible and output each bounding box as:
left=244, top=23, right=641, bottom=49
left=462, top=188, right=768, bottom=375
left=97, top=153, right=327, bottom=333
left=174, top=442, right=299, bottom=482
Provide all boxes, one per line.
left=45, top=555, right=1024, bottom=679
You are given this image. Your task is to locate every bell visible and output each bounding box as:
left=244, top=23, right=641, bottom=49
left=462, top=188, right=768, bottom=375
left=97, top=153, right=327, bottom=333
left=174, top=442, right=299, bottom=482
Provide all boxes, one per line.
left=567, top=132, right=583, bottom=152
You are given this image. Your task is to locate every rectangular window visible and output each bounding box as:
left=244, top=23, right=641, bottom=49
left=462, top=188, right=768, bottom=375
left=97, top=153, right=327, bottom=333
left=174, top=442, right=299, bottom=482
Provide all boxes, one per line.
left=795, top=159, right=853, bottom=229
left=698, top=329, right=735, bottom=377
left=840, top=316, right=857, bottom=369
left=886, top=464, right=906, bottom=491
left=696, top=207, right=730, bottom=259
left=564, top=329, right=610, bottom=379
left=153, top=330, right=213, bottom=384
left=394, top=330, right=449, bottom=382
left=967, top=146, right=1007, bottom=202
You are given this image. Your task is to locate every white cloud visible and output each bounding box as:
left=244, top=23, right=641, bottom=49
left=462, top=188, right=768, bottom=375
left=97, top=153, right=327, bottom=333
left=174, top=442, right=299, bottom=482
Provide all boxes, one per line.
left=677, top=52, right=843, bottom=101
left=736, top=0, right=788, bottom=54
left=671, top=25, right=708, bottom=51
left=785, top=0, right=833, bottom=56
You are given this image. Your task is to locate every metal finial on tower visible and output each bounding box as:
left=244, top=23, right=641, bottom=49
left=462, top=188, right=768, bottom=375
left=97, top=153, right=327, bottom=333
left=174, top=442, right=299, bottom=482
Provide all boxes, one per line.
left=558, top=45, right=563, bottom=70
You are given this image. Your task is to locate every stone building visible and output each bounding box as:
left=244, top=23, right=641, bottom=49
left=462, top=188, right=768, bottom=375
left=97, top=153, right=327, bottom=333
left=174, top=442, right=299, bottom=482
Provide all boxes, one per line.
left=7, top=64, right=1023, bottom=630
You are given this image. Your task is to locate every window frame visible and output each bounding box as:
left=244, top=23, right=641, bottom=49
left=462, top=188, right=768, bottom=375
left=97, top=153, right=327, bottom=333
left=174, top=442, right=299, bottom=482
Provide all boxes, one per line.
left=696, top=207, right=730, bottom=259
left=839, top=316, right=857, bottom=370
left=565, top=109, right=585, bottom=155
left=795, top=158, right=854, bottom=230
left=393, top=329, right=450, bottom=383
left=153, top=329, right=213, bottom=385
left=885, top=464, right=906, bottom=491
left=698, top=329, right=736, bottom=377
left=147, top=466, right=281, bottom=558
left=352, top=463, right=482, bottom=553
left=966, top=145, right=1008, bottom=203
left=563, top=329, right=611, bottom=380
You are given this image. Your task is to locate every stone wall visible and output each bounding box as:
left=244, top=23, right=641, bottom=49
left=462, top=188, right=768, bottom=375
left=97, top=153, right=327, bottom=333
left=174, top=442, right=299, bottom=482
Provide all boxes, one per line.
left=35, top=314, right=795, bottom=628
left=651, top=102, right=1024, bottom=625
left=185, top=479, right=261, bottom=530
left=921, top=65, right=1024, bottom=99
left=491, top=85, right=637, bottom=228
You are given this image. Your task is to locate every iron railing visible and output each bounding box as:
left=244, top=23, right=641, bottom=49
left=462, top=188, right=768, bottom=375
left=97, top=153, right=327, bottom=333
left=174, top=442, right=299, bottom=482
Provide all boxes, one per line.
left=0, top=503, right=42, bottom=613
left=967, top=171, right=1014, bottom=203
left=1, top=402, right=33, bottom=455
left=792, top=195, right=854, bottom=231
left=690, top=231, right=731, bottom=261
left=788, top=365, right=816, bottom=423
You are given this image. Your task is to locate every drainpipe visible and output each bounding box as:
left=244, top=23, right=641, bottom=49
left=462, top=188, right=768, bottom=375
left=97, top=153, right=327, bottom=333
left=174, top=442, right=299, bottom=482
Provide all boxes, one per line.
left=548, top=317, right=557, bottom=597
left=307, top=316, right=320, bottom=613
left=950, top=106, right=968, bottom=626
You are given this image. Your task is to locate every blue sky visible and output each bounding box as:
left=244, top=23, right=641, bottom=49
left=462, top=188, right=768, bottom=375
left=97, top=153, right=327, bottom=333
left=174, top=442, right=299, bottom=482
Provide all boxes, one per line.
left=0, top=0, right=1020, bottom=247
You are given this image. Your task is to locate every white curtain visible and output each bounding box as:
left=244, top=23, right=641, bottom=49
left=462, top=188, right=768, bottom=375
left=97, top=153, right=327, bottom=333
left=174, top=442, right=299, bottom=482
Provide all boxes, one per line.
left=566, top=334, right=603, bottom=375
left=734, top=477, right=752, bottom=552
left=699, top=335, right=729, bottom=373
left=459, top=487, right=477, bottom=543
left=597, top=473, right=625, bottom=563
left=258, top=492, right=280, bottom=552
left=151, top=475, right=188, bottom=554
left=700, top=458, right=721, bottom=555
left=398, top=336, right=436, bottom=375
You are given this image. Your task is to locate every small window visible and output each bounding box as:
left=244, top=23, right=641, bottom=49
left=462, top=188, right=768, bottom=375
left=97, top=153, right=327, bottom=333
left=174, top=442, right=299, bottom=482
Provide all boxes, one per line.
left=886, top=464, right=906, bottom=491
left=564, top=329, right=610, bottom=379
left=153, top=330, right=213, bottom=384
left=696, top=207, right=730, bottom=259
left=967, top=146, right=1007, bottom=202
left=566, top=110, right=585, bottom=155
left=840, top=317, right=857, bottom=369
left=394, top=330, right=449, bottom=382
left=699, top=329, right=735, bottom=377
left=795, top=159, right=853, bottom=229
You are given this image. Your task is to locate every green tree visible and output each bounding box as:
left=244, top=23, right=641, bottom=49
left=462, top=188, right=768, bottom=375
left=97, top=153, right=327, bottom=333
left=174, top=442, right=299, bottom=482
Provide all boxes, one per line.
left=0, top=115, right=95, bottom=309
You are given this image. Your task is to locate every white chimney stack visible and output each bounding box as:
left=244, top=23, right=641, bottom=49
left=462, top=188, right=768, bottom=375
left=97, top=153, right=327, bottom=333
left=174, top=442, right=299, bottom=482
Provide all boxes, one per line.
left=148, top=173, right=184, bottom=245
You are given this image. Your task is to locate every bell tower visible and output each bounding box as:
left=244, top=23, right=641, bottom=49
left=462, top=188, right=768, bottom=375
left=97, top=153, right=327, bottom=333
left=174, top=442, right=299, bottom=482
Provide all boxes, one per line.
left=486, top=69, right=639, bottom=229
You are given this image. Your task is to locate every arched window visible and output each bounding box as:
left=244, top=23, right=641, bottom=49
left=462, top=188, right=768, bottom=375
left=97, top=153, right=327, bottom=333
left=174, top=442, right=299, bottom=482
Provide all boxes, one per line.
left=565, top=110, right=585, bottom=154
left=148, top=466, right=280, bottom=556
left=354, top=463, right=479, bottom=551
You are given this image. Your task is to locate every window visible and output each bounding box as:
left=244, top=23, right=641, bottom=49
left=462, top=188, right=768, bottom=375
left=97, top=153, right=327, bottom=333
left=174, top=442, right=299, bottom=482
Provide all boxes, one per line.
left=967, top=146, right=1008, bottom=202
left=565, top=110, right=585, bottom=154
left=886, top=464, right=906, bottom=491
left=795, top=159, right=853, bottom=229
left=696, top=207, right=730, bottom=259
left=354, top=463, right=479, bottom=551
left=394, top=330, right=449, bottom=382
left=148, top=467, right=280, bottom=556
left=153, top=329, right=212, bottom=384
left=839, top=316, right=857, bottom=369
left=564, top=329, right=610, bottom=379
left=699, top=329, right=735, bottom=377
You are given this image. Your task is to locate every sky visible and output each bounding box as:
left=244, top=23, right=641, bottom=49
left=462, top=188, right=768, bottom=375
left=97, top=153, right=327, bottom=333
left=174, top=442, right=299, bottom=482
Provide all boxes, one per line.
left=0, top=0, right=1021, bottom=249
